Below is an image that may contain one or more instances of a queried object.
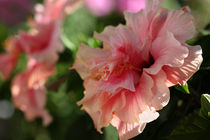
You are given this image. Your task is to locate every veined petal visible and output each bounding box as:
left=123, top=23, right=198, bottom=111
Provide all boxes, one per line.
left=115, top=72, right=154, bottom=123
left=101, top=70, right=138, bottom=93
left=145, top=32, right=189, bottom=75
left=150, top=70, right=170, bottom=110
left=124, top=0, right=163, bottom=42
left=158, top=7, right=195, bottom=43
left=111, top=115, right=146, bottom=140
left=163, top=44, right=203, bottom=86
left=72, top=44, right=108, bottom=79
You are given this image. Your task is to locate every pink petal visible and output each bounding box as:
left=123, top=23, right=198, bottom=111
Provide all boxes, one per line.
left=77, top=79, right=104, bottom=108
left=163, top=44, right=203, bottom=86
left=101, top=70, right=138, bottom=93
left=100, top=92, right=126, bottom=129
left=124, top=10, right=148, bottom=43
left=111, top=115, right=146, bottom=140
left=145, top=32, right=189, bottom=75
left=124, top=0, right=163, bottom=42
left=72, top=44, right=108, bottom=79
left=11, top=62, right=55, bottom=125
left=0, top=53, right=18, bottom=80
left=149, top=70, right=170, bottom=110
left=111, top=107, right=159, bottom=140
left=78, top=92, right=111, bottom=133
left=158, top=7, right=195, bottom=43
left=115, top=72, right=154, bottom=123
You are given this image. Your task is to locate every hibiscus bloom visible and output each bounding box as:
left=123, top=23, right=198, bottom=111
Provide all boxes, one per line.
left=11, top=59, right=55, bottom=126
left=73, top=0, right=202, bottom=139
left=8, top=0, right=74, bottom=124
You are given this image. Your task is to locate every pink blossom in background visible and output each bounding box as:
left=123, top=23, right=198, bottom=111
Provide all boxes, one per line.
left=117, top=0, right=145, bottom=13
left=9, top=0, right=68, bottom=124
left=4, top=0, right=79, bottom=124
left=73, top=0, right=202, bottom=139
left=84, top=0, right=115, bottom=16
left=0, top=0, right=34, bottom=26
left=85, top=0, right=145, bottom=16
left=11, top=59, right=55, bottom=126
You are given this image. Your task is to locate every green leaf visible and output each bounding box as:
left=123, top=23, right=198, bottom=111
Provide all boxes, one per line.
left=200, top=29, right=210, bottom=36
left=62, top=8, right=97, bottom=56
left=169, top=111, right=210, bottom=140
left=47, top=82, right=73, bottom=117
left=170, top=94, right=210, bottom=140
left=104, top=125, right=118, bottom=140
left=161, top=0, right=181, bottom=10
left=87, top=38, right=102, bottom=48
left=200, top=94, right=210, bottom=119
left=174, top=83, right=190, bottom=94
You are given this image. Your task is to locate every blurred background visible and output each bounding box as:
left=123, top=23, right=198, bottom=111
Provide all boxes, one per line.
left=0, top=0, right=210, bottom=140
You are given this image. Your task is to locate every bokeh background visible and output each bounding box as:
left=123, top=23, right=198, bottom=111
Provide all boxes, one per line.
left=0, top=0, right=210, bottom=139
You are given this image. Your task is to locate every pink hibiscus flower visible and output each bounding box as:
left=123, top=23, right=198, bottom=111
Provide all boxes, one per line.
left=73, top=0, right=202, bottom=139
left=8, top=0, right=77, bottom=124
left=11, top=59, right=55, bottom=126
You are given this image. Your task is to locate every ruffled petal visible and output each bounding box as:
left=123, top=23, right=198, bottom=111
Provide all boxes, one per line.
left=149, top=70, right=170, bottom=110
left=72, top=44, right=108, bottom=79
left=115, top=72, right=154, bottom=123
left=163, top=44, right=203, bottom=86
left=158, top=7, right=195, bottom=43
left=111, top=106, right=159, bottom=140
left=145, top=32, right=189, bottom=75
left=101, top=70, right=138, bottom=93
left=124, top=0, right=163, bottom=42
left=94, top=25, right=143, bottom=57
left=111, top=115, right=146, bottom=140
